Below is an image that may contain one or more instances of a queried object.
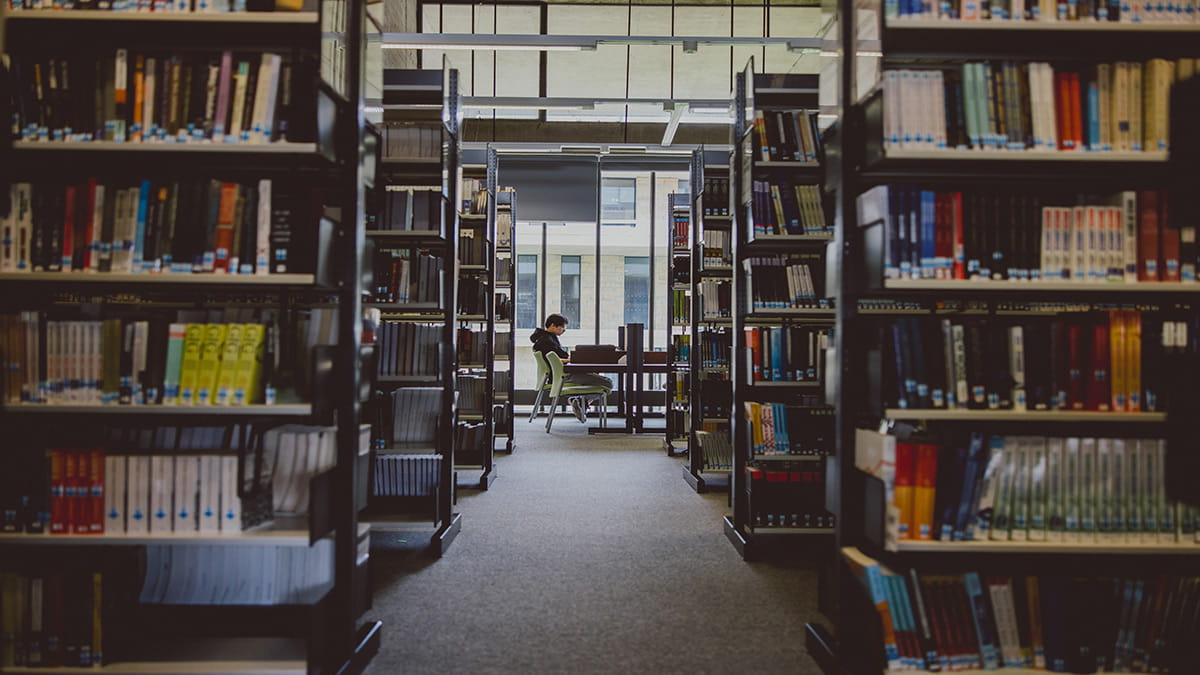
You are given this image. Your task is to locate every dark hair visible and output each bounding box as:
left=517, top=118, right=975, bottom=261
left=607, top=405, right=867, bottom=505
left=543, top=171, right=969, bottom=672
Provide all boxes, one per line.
left=544, top=314, right=568, bottom=328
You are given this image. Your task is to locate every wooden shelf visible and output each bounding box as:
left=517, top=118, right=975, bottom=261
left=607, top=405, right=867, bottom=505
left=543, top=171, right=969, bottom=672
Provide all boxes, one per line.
left=884, top=408, right=1166, bottom=422
left=0, top=272, right=315, bottom=285
left=7, top=9, right=319, bottom=22
left=2, top=403, right=312, bottom=416
left=894, top=539, right=1200, bottom=555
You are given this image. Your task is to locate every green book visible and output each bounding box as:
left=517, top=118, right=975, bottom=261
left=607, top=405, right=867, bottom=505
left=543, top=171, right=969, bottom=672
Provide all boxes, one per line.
left=161, top=323, right=187, bottom=405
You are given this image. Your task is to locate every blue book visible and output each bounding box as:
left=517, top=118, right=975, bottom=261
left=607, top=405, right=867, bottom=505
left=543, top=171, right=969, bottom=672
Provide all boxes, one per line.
left=938, top=446, right=968, bottom=540
left=907, top=187, right=920, bottom=279
left=963, top=572, right=1003, bottom=670
left=1087, top=79, right=1100, bottom=151
left=954, top=433, right=987, bottom=540
left=771, top=328, right=783, bottom=381
left=132, top=180, right=150, bottom=272
left=921, top=190, right=936, bottom=279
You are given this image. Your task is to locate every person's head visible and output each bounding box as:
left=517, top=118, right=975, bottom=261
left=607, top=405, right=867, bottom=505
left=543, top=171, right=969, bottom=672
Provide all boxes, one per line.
left=544, top=314, right=568, bottom=335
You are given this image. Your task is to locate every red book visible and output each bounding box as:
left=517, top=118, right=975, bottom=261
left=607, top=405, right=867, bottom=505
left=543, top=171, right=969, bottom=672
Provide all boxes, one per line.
left=60, top=185, right=75, bottom=271
left=70, top=450, right=89, bottom=535
left=213, top=182, right=239, bottom=273
left=934, top=193, right=953, bottom=280
left=90, top=449, right=105, bottom=534
left=1138, top=190, right=1161, bottom=281
left=1087, top=321, right=1111, bottom=411
left=83, top=178, right=98, bottom=271
left=1055, top=73, right=1071, bottom=150
left=1160, top=191, right=1180, bottom=282
left=1067, top=322, right=1085, bottom=410
left=49, top=450, right=66, bottom=534
left=913, top=444, right=939, bottom=541
left=1069, top=72, right=1083, bottom=150
left=747, top=328, right=762, bottom=382
left=894, top=442, right=917, bottom=540
left=951, top=192, right=965, bottom=280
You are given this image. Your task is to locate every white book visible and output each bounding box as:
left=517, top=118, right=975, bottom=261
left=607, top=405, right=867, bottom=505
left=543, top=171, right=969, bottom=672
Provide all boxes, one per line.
left=900, top=70, right=918, bottom=150
left=1107, top=207, right=1123, bottom=282
left=1154, top=438, right=1174, bottom=542
left=975, top=436, right=1005, bottom=540
left=1028, top=437, right=1048, bottom=541
left=1139, top=438, right=1157, bottom=542
left=989, top=580, right=1024, bottom=668
left=126, top=455, right=151, bottom=535
left=273, top=429, right=298, bottom=513
left=89, top=185, right=105, bottom=273
left=1070, top=207, right=1087, bottom=283
left=149, top=455, right=174, bottom=533
left=1079, top=438, right=1097, bottom=542
left=104, top=455, right=127, bottom=535
left=90, top=321, right=102, bottom=404
left=13, top=183, right=31, bottom=272
left=173, top=455, right=199, bottom=533
left=220, top=455, right=241, bottom=532
left=1011, top=437, right=1031, bottom=541
left=0, top=186, right=14, bottom=273
left=1111, top=439, right=1127, bottom=540
left=197, top=455, right=222, bottom=533
left=228, top=61, right=251, bottom=143
left=255, top=179, right=271, bottom=274
left=1008, top=326, right=1026, bottom=411
left=143, top=58, right=157, bottom=139
left=1063, top=437, right=1081, bottom=541
left=1097, top=438, right=1115, bottom=541
left=256, top=54, right=283, bottom=143
left=249, top=56, right=272, bottom=146
left=1085, top=206, right=1101, bottom=283
left=992, top=438, right=1019, bottom=541
left=1127, top=437, right=1143, bottom=543
left=1129, top=62, right=1143, bottom=152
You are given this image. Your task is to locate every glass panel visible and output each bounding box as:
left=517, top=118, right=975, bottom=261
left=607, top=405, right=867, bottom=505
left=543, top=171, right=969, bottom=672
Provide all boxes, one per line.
left=494, top=5, right=541, bottom=120
left=601, top=178, right=637, bottom=225
left=516, top=254, right=539, bottom=331
left=623, top=257, right=650, bottom=327
left=514, top=249, right=540, bottom=392
left=560, top=256, right=582, bottom=327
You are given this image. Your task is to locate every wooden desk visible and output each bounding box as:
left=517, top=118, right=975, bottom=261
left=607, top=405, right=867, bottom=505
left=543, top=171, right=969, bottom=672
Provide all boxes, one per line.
left=564, top=362, right=669, bottom=434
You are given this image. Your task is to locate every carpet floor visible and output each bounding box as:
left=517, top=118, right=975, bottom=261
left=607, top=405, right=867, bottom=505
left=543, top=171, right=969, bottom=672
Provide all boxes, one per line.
left=362, top=417, right=830, bottom=675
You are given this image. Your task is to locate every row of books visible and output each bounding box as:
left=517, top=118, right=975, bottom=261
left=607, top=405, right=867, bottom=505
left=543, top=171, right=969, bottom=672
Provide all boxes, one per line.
left=12, top=51, right=301, bottom=144
left=858, top=186, right=1189, bottom=283
left=388, top=388, right=440, bottom=444
left=752, top=109, right=822, bottom=163
left=455, top=374, right=486, bottom=413
left=375, top=322, right=439, bottom=377
left=887, top=0, right=1200, bottom=22
left=701, top=176, right=730, bottom=217
left=2, top=317, right=274, bottom=407
left=380, top=187, right=442, bottom=233
left=882, top=58, right=1200, bottom=153
left=373, top=453, right=440, bottom=497
left=745, top=467, right=833, bottom=529
left=455, top=421, right=488, bottom=455
left=892, top=433, right=1198, bottom=545
left=497, top=209, right=513, bottom=249
left=698, top=279, right=731, bottom=319
left=9, top=1, right=306, bottom=10
left=844, top=547, right=1200, bottom=673
left=750, top=181, right=830, bottom=236
left=0, top=570, right=103, bottom=668
left=494, top=292, right=512, bottom=321
left=672, top=209, right=689, bottom=249
left=701, top=230, right=732, bottom=267
left=671, top=334, right=690, bottom=361
left=886, top=311, right=1182, bottom=412
left=460, top=179, right=487, bottom=215
left=744, top=254, right=828, bottom=309
left=369, top=249, right=443, bottom=304
left=698, top=377, right=732, bottom=418
left=458, top=277, right=489, bottom=315
left=697, top=330, right=730, bottom=369
left=744, top=403, right=835, bottom=456
left=496, top=256, right=512, bottom=284
left=671, top=289, right=688, bottom=324
left=456, top=328, right=489, bottom=364
left=458, top=231, right=488, bottom=266
left=746, top=325, right=831, bottom=382
left=383, top=123, right=441, bottom=161
left=696, top=430, right=733, bottom=471
left=140, top=540, right=334, bottom=605
left=0, top=178, right=311, bottom=276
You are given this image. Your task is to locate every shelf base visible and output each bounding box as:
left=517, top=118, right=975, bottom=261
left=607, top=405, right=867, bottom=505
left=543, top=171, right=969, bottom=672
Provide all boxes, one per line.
left=723, top=515, right=751, bottom=560
left=664, top=438, right=688, bottom=457
left=432, top=512, right=462, bottom=557
left=804, top=622, right=846, bottom=675
left=683, top=465, right=706, bottom=493
left=334, top=620, right=382, bottom=675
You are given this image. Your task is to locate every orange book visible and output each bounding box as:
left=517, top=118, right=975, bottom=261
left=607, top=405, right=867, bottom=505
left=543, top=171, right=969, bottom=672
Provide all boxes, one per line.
left=1127, top=310, right=1143, bottom=412
left=1055, top=73, right=1071, bottom=150
left=894, top=442, right=917, bottom=540
left=213, top=182, right=239, bottom=273
left=132, top=54, right=145, bottom=142
left=747, top=327, right=762, bottom=381
left=913, top=443, right=939, bottom=541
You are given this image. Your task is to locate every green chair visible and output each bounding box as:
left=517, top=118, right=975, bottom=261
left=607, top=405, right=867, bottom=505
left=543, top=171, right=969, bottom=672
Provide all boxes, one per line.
left=542, top=352, right=609, bottom=432
left=528, top=348, right=554, bottom=423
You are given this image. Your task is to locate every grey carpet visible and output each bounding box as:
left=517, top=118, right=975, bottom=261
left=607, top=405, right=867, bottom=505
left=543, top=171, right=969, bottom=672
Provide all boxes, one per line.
left=362, top=419, right=830, bottom=675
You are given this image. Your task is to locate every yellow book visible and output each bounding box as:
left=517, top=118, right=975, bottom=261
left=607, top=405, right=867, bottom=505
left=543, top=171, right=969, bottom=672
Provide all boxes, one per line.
left=194, top=324, right=228, bottom=406
left=178, top=324, right=206, bottom=405
left=233, top=323, right=265, bottom=405
left=92, top=571, right=102, bottom=668
left=745, top=402, right=763, bottom=453
left=214, top=324, right=243, bottom=406
left=1110, top=310, right=1126, bottom=413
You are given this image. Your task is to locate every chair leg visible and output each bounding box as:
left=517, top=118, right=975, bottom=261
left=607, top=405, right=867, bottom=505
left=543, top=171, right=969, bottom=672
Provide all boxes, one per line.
left=529, top=387, right=545, bottom=422
left=545, top=394, right=560, bottom=433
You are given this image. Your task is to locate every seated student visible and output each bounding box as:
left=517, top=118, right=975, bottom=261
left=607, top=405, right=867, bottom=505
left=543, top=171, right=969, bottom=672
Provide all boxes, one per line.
left=529, top=313, right=613, bottom=423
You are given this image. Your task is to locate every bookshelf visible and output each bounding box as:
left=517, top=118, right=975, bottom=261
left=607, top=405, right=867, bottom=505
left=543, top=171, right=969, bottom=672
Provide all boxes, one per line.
left=665, top=189, right=692, bottom=457
left=805, top=4, right=1200, bottom=673
left=0, top=4, right=380, bottom=673
left=492, top=155, right=516, bottom=454
left=454, top=151, right=496, bottom=489
left=682, top=152, right=734, bottom=492
left=723, top=66, right=837, bottom=560
left=361, top=68, right=462, bottom=554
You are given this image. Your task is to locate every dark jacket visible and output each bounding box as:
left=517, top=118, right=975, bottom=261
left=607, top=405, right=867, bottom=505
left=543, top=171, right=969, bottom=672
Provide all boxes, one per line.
left=529, top=328, right=568, bottom=359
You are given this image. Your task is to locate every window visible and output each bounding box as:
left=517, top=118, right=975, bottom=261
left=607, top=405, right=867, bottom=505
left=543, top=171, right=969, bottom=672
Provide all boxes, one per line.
left=601, top=178, right=637, bottom=226
left=560, top=256, right=581, bottom=327
left=516, top=254, right=539, bottom=329
left=624, top=256, right=650, bottom=327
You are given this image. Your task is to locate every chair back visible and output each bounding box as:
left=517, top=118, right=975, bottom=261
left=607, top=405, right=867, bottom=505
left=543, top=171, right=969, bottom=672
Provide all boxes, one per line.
left=532, top=348, right=552, bottom=390
left=544, top=351, right=568, bottom=397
